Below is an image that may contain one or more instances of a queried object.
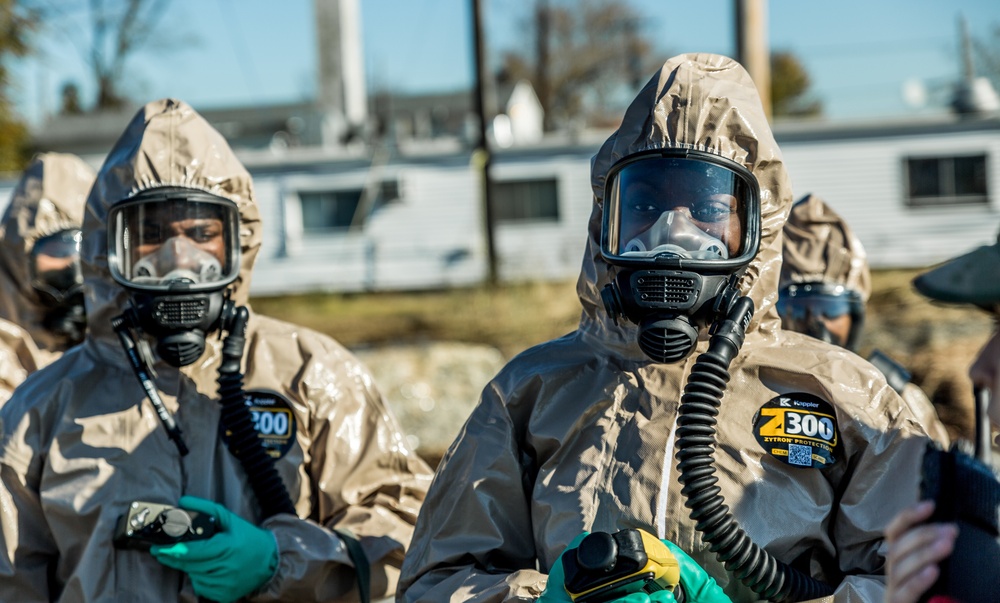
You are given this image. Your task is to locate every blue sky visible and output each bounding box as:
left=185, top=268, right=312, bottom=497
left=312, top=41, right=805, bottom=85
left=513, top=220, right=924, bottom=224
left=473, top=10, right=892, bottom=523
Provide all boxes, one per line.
left=8, top=0, right=1000, bottom=126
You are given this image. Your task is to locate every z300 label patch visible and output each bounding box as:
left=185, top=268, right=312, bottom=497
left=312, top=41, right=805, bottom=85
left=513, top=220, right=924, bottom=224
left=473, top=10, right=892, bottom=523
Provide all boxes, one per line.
left=221, top=390, right=297, bottom=459
left=753, top=393, right=840, bottom=468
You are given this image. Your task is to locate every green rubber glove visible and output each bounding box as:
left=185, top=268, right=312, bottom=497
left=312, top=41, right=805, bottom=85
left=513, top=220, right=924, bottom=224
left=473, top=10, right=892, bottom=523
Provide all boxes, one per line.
left=661, top=540, right=731, bottom=603
left=150, top=496, right=279, bottom=603
left=614, top=593, right=676, bottom=603
left=536, top=533, right=729, bottom=603
left=537, top=534, right=679, bottom=603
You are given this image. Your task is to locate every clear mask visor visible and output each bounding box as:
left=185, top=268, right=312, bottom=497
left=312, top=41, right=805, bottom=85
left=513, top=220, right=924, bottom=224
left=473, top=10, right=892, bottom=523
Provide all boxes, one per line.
left=777, top=283, right=864, bottom=349
left=605, top=156, right=750, bottom=262
left=30, top=229, right=83, bottom=304
left=110, top=195, right=240, bottom=292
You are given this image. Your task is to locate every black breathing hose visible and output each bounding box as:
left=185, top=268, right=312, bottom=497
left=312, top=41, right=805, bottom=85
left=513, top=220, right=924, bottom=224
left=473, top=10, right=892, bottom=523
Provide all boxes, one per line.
left=674, top=296, right=835, bottom=603
left=220, top=309, right=373, bottom=600
left=113, top=306, right=296, bottom=519
left=216, top=306, right=298, bottom=519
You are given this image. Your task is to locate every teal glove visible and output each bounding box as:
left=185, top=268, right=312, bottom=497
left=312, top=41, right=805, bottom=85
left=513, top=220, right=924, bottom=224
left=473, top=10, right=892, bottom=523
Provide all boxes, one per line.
left=537, top=533, right=678, bottom=603
left=150, top=496, right=279, bottom=603
left=662, top=540, right=731, bottom=603
left=536, top=532, right=729, bottom=603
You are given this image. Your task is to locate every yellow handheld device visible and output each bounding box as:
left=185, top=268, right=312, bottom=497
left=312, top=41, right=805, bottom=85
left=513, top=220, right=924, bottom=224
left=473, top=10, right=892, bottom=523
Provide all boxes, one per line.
left=562, top=528, right=684, bottom=602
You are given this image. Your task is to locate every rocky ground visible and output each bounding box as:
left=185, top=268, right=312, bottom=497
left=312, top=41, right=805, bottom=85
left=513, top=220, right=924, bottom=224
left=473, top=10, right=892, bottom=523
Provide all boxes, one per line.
left=253, top=269, right=995, bottom=466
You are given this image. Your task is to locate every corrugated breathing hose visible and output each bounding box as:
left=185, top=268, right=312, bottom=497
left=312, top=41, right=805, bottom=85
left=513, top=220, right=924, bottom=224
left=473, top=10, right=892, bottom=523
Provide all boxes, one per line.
left=216, top=305, right=297, bottom=518
left=674, top=296, right=835, bottom=602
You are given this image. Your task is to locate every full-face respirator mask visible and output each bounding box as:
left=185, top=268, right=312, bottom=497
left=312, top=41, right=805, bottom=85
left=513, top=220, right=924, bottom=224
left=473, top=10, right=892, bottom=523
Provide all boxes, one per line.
left=107, top=187, right=241, bottom=367
left=599, top=150, right=761, bottom=363
left=30, top=228, right=87, bottom=346
left=777, top=282, right=865, bottom=352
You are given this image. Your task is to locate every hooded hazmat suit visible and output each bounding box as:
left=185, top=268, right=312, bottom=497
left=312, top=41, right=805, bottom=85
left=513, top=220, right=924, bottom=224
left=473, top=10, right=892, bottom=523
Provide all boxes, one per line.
left=0, top=152, right=95, bottom=361
left=0, top=99, right=432, bottom=602
left=779, top=193, right=950, bottom=445
left=0, top=319, right=41, bottom=403
left=398, top=54, right=937, bottom=603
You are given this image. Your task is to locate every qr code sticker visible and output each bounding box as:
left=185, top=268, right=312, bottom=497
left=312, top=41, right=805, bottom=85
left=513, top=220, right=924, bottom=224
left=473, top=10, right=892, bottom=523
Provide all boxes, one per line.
left=788, top=443, right=813, bottom=467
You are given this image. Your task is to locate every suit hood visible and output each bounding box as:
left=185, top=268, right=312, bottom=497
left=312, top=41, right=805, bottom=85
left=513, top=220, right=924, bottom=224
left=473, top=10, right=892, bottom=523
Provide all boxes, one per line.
left=579, top=53, right=792, bottom=358
left=0, top=152, right=95, bottom=352
left=780, top=193, right=871, bottom=302
left=81, top=98, right=261, bottom=343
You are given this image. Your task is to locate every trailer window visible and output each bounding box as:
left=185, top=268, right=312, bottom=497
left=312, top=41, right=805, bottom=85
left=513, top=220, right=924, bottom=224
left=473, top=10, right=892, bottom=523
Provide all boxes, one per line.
left=493, top=178, right=559, bottom=223
left=299, top=181, right=400, bottom=232
left=905, top=155, right=988, bottom=207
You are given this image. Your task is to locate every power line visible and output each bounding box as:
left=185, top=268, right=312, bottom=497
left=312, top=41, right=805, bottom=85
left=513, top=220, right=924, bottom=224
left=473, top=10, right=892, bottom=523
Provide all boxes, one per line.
left=786, top=36, right=953, bottom=59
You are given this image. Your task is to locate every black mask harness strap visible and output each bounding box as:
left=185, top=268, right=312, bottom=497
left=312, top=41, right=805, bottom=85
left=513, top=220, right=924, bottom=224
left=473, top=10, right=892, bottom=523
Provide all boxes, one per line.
left=112, top=306, right=298, bottom=520
left=112, top=311, right=189, bottom=457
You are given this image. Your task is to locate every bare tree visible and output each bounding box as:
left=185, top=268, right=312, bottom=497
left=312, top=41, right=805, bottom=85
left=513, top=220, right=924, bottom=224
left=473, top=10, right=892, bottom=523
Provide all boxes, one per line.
left=40, top=0, right=193, bottom=112
left=497, top=0, right=655, bottom=131
left=89, top=0, right=172, bottom=110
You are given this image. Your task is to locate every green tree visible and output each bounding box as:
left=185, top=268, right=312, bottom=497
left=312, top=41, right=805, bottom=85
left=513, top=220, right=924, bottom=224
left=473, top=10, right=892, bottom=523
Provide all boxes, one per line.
left=770, top=50, right=822, bottom=118
left=497, top=0, right=656, bottom=131
left=0, top=0, right=41, bottom=172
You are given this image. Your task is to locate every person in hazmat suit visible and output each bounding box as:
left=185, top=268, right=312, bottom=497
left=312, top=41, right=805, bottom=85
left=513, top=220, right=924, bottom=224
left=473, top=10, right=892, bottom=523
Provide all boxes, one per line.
left=398, top=54, right=939, bottom=603
left=883, top=230, right=1000, bottom=603
left=777, top=193, right=950, bottom=444
left=0, top=152, right=96, bottom=399
left=0, top=98, right=432, bottom=603
left=0, top=317, right=40, bottom=403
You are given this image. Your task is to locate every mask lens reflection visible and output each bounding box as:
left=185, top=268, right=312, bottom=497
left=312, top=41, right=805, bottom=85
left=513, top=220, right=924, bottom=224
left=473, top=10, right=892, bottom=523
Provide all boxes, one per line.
left=31, top=229, right=83, bottom=303
left=609, top=157, right=748, bottom=260
left=114, top=198, right=238, bottom=289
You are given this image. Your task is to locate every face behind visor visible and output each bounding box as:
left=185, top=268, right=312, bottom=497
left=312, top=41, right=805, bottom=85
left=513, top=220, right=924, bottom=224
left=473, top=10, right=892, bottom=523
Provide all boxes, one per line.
left=777, top=282, right=865, bottom=351
left=603, top=152, right=755, bottom=268
left=108, top=189, right=240, bottom=292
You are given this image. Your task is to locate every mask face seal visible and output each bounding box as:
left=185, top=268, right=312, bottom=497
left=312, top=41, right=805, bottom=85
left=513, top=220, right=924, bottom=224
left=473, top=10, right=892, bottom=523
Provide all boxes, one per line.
left=108, top=187, right=241, bottom=367
left=777, top=282, right=865, bottom=351
left=600, top=150, right=761, bottom=363
left=30, top=229, right=86, bottom=346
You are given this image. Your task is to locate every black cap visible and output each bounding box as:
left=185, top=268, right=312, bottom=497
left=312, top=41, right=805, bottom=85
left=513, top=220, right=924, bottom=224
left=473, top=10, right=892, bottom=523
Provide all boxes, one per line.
left=913, top=231, right=1000, bottom=308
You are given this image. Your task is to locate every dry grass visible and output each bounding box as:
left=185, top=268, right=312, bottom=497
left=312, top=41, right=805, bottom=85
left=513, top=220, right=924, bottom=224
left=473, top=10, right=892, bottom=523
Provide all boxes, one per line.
left=251, top=269, right=995, bottom=441
left=251, top=279, right=582, bottom=359
left=862, top=268, right=993, bottom=440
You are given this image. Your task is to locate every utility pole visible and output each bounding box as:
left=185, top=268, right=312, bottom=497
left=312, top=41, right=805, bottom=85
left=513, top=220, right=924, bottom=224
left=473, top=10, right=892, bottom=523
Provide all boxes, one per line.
left=315, top=0, right=368, bottom=146
left=734, top=0, right=771, bottom=119
left=535, top=0, right=551, bottom=131
left=472, top=0, right=499, bottom=285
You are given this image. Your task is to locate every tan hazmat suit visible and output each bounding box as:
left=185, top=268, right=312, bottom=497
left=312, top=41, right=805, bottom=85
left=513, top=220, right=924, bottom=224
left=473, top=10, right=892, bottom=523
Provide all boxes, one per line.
left=398, top=54, right=936, bottom=603
left=0, top=153, right=95, bottom=399
left=0, top=99, right=432, bottom=602
left=780, top=193, right=950, bottom=445
left=0, top=319, right=41, bottom=404
left=0, top=152, right=95, bottom=361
